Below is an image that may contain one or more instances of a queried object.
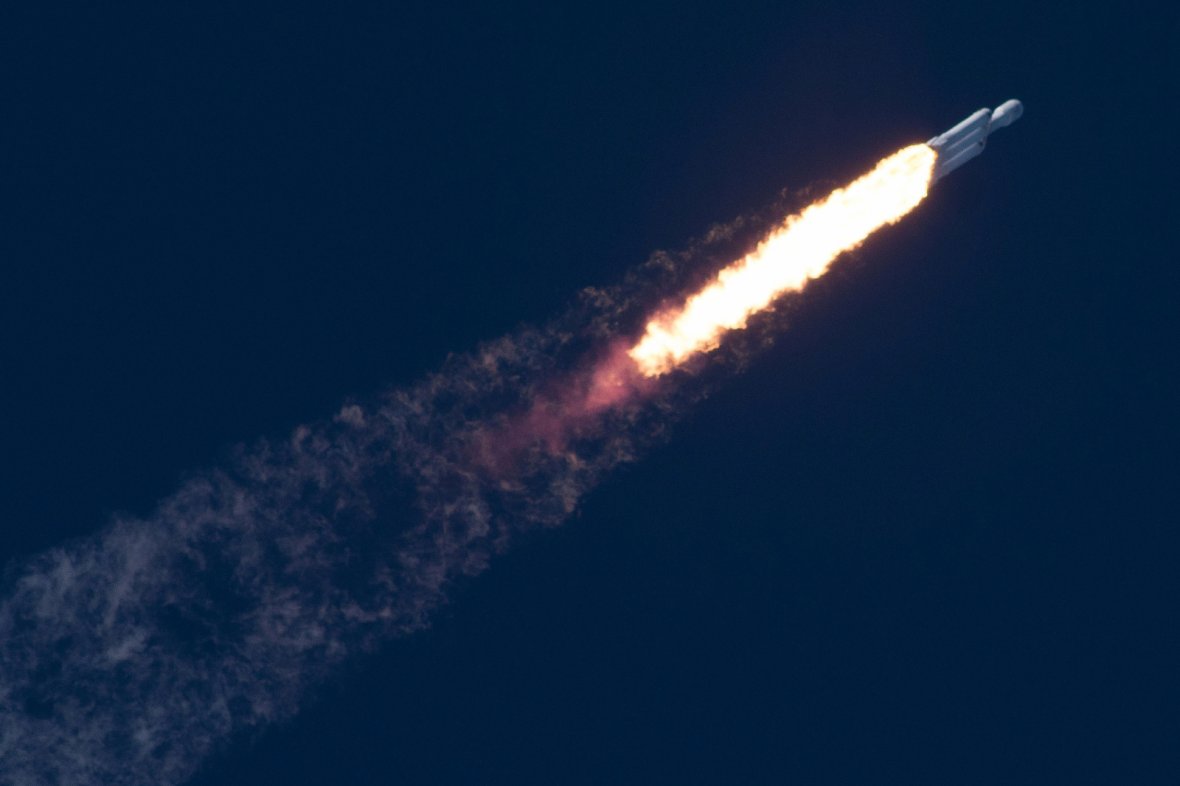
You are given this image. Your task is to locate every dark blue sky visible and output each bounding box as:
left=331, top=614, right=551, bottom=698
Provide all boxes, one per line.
left=2, top=2, right=1174, bottom=784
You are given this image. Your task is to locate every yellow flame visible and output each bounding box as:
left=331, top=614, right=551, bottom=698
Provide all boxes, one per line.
left=628, top=144, right=937, bottom=376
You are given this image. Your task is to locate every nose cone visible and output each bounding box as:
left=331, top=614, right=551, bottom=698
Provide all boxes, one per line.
left=990, top=99, right=1023, bottom=130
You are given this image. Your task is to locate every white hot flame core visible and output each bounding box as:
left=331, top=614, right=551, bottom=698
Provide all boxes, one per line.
left=628, top=144, right=937, bottom=376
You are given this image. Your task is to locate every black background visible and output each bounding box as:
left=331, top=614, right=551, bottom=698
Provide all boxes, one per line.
left=2, top=2, right=1174, bottom=783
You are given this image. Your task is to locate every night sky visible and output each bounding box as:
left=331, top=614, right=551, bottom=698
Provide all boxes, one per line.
left=3, top=2, right=1175, bottom=784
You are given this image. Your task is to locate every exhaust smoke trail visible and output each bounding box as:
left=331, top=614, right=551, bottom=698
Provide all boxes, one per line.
left=0, top=143, right=937, bottom=786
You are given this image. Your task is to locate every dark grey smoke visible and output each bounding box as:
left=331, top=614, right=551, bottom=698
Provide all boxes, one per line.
left=0, top=203, right=805, bottom=786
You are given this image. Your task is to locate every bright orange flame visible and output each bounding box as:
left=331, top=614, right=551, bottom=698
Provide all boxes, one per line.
left=628, top=144, right=937, bottom=376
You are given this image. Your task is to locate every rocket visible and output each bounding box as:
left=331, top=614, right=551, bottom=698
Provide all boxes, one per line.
left=928, top=99, right=1023, bottom=181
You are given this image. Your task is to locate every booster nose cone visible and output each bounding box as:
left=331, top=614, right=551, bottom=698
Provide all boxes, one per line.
left=989, top=99, right=1024, bottom=130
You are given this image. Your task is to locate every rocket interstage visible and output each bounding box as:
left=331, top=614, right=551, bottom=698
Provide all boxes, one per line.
left=626, top=99, right=1023, bottom=378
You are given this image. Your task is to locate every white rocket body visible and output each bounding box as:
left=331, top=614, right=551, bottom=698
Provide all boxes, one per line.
left=928, top=99, right=1023, bottom=181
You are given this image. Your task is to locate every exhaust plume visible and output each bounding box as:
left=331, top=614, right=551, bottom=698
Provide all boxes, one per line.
left=0, top=144, right=936, bottom=786
left=629, top=144, right=935, bottom=376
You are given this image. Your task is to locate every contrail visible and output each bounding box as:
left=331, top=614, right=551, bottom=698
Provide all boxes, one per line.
left=0, top=104, right=1019, bottom=785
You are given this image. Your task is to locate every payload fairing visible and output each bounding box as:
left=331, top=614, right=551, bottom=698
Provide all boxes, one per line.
left=928, top=99, right=1023, bottom=181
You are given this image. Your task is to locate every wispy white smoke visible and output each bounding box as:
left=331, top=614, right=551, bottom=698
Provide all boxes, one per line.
left=0, top=204, right=801, bottom=786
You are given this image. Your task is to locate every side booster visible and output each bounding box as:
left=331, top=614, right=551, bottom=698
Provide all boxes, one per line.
left=928, top=99, right=1023, bottom=181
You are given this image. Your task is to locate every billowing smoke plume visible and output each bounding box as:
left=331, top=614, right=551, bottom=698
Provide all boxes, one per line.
left=0, top=210, right=779, bottom=786
left=0, top=138, right=936, bottom=785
